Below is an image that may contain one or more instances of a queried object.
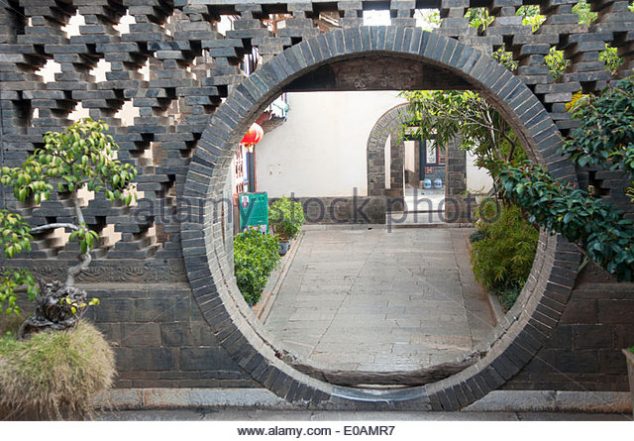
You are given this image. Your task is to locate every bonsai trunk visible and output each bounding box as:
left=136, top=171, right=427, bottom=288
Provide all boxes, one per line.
left=19, top=198, right=92, bottom=339
left=29, top=198, right=92, bottom=288
left=64, top=199, right=91, bottom=288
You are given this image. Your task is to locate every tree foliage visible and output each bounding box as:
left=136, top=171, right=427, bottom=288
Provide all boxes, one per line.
left=1, top=119, right=137, bottom=206
left=499, top=78, right=634, bottom=281
left=401, top=73, right=634, bottom=283
left=563, top=77, right=634, bottom=202
left=400, top=90, right=525, bottom=184
left=499, top=163, right=634, bottom=281
left=0, top=119, right=137, bottom=315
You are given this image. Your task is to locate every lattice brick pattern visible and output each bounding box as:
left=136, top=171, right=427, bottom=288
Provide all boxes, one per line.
left=1, top=0, right=633, bottom=263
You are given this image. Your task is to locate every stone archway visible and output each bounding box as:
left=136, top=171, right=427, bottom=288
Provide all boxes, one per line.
left=181, top=28, right=581, bottom=410
left=366, top=102, right=471, bottom=223
left=366, top=103, right=410, bottom=197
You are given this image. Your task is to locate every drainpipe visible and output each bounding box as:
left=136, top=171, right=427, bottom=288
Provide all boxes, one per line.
left=246, top=148, right=256, bottom=193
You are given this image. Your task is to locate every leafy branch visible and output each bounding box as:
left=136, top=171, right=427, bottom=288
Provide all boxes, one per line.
left=0, top=119, right=138, bottom=315
left=499, top=162, right=634, bottom=281
left=400, top=90, right=524, bottom=189
left=563, top=77, right=634, bottom=201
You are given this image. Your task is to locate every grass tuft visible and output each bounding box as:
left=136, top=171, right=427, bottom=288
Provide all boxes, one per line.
left=0, top=313, right=26, bottom=336
left=0, top=320, right=115, bottom=420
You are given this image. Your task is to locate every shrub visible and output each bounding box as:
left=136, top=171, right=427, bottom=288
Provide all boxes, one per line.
left=471, top=203, right=539, bottom=309
left=234, top=229, right=280, bottom=305
left=270, top=197, right=305, bottom=241
left=0, top=320, right=115, bottom=420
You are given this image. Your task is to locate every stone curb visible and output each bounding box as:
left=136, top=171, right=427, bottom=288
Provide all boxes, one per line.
left=95, top=388, right=294, bottom=411
left=254, top=231, right=305, bottom=323
left=464, top=390, right=632, bottom=414
left=96, top=388, right=632, bottom=414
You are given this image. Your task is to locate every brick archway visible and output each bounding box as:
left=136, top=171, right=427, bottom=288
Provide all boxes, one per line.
left=366, top=103, right=410, bottom=197
left=366, top=102, right=470, bottom=222
left=182, top=28, right=581, bottom=410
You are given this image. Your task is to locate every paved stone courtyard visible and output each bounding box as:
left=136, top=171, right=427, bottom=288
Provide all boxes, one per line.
left=263, top=227, right=497, bottom=372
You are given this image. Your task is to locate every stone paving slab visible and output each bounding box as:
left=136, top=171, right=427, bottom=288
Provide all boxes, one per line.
left=95, top=388, right=632, bottom=417
left=99, top=409, right=632, bottom=421
left=263, top=227, right=496, bottom=372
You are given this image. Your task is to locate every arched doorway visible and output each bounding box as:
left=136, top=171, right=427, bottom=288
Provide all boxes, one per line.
left=366, top=102, right=475, bottom=225
left=181, top=28, right=581, bottom=410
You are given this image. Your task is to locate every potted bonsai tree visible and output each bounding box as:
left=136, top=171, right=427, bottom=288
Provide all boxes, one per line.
left=269, top=196, right=305, bottom=255
left=0, top=118, right=137, bottom=419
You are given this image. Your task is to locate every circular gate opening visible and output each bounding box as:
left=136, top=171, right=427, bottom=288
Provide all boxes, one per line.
left=182, top=28, right=581, bottom=410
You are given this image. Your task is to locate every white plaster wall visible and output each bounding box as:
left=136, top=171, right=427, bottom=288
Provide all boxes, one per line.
left=255, top=91, right=406, bottom=198
left=404, top=140, right=416, bottom=173
left=466, top=150, right=494, bottom=195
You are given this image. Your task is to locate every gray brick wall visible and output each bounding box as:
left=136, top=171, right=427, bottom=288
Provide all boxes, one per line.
left=1, top=1, right=633, bottom=409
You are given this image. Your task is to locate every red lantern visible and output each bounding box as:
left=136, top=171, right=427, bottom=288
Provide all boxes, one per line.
left=240, top=123, right=264, bottom=151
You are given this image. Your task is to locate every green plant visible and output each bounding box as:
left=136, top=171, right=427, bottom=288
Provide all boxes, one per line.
left=599, top=44, right=624, bottom=75
left=500, top=78, right=634, bottom=281
left=469, top=229, right=487, bottom=243
left=470, top=203, right=539, bottom=309
left=270, top=196, right=305, bottom=241
left=415, top=9, right=441, bottom=31
left=400, top=90, right=525, bottom=187
left=572, top=0, right=598, bottom=25
left=465, top=8, right=494, bottom=33
left=516, top=5, right=545, bottom=33
left=0, top=320, right=115, bottom=420
left=0, top=313, right=26, bottom=337
left=495, top=286, right=524, bottom=311
left=0, top=119, right=137, bottom=317
left=545, top=46, right=569, bottom=81
left=492, top=47, right=518, bottom=72
left=234, top=229, right=280, bottom=305
left=563, top=77, right=634, bottom=201
left=499, top=162, right=634, bottom=281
